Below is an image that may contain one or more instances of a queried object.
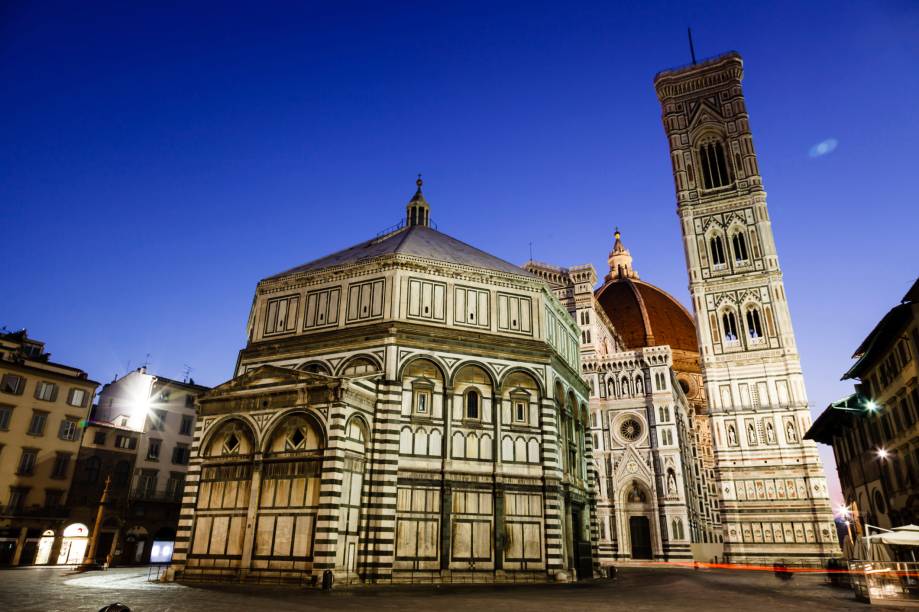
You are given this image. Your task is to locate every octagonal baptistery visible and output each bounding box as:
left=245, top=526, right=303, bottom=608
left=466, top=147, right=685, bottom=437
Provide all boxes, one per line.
left=170, top=180, right=597, bottom=586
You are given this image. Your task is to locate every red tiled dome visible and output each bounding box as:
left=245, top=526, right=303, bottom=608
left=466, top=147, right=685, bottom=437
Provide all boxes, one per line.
left=595, top=278, right=698, bottom=355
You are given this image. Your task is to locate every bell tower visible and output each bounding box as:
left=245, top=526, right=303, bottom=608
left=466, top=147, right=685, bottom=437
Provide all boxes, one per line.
left=654, top=52, right=837, bottom=563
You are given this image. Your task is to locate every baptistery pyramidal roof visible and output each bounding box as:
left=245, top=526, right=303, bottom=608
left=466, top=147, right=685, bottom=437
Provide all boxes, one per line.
left=269, top=177, right=530, bottom=280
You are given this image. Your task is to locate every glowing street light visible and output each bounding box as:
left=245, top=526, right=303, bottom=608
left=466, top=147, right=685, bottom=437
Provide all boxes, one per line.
left=837, top=505, right=852, bottom=519
left=877, top=448, right=890, bottom=460
left=865, top=400, right=880, bottom=413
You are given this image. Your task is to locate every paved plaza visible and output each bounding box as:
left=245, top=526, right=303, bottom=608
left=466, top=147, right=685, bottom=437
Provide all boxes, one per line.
left=0, top=565, right=879, bottom=612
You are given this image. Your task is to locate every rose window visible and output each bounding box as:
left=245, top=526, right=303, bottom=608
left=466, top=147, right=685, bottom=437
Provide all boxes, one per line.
left=619, top=418, right=642, bottom=442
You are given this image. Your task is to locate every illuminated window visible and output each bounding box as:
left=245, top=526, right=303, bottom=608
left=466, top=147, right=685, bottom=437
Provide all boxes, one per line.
left=147, top=438, right=162, bottom=461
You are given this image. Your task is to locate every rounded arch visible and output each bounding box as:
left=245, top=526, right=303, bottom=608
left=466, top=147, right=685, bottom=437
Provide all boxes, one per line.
left=553, top=379, right=567, bottom=407
left=689, top=125, right=729, bottom=148
left=344, top=413, right=371, bottom=452
left=449, top=361, right=498, bottom=389
left=620, top=478, right=653, bottom=506
left=397, top=354, right=449, bottom=382
left=63, top=523, right=89, bottom=538
left=261, top=409, right=327, bottom=454
left=200, top=415, right=258, bottom=458
left=566, top=389, right=578, bottom=413
left=498, top=367, right=545, bottom=396
left=335, top=353, right=384, bottom=377
left=297, top=360, right=331, bottom=375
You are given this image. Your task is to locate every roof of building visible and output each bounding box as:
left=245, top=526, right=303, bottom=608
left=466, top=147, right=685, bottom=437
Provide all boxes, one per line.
left=268, top=223, right=531, bottom=280
left=268, top=178, right=533, bottom=281
left=842, top=277, right=918, bottom=380
left=805, top=393, right=866, bottom=444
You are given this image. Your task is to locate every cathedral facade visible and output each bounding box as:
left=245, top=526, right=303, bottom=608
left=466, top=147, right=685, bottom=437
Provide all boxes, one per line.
left=527, top=233, right=722, bottom=563
left=169, top=181, right=598, bottom=584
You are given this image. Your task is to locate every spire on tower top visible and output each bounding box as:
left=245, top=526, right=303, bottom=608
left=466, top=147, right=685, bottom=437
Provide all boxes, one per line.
left=406, top=174, right=430, bottom=227
left=606, top=227, right=639, bottom=281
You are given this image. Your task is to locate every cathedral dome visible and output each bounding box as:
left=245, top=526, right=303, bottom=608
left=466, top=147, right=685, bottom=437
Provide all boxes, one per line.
left=595, top=277, right=697, bottom=354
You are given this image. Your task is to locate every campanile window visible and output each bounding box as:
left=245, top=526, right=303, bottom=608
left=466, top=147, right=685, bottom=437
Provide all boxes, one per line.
left=710, top=236, right=726, bottom=267
left=732, top=232, right=749, bottom=262
left=746, top=308, right=764, bottom=339
left=722, top=312, right=739, bottom=342
left=699, top=140, right=731, bottom=189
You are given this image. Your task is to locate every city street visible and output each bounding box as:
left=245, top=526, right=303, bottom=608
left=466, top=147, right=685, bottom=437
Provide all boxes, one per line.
left=0, top=565, right=874, bottom=612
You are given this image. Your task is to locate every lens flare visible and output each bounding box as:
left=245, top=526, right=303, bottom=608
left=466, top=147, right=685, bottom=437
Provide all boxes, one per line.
left=809, top=138, right=838, bottom=158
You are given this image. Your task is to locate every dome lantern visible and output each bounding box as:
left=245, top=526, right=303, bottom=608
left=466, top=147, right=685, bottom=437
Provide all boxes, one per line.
left=406, top=174, right=430, bottom=228
left=606, top=228, right=639, bottom=281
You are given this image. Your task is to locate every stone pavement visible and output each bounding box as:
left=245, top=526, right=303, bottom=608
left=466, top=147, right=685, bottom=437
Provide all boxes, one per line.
left=0, top=564, right=884, bottom=612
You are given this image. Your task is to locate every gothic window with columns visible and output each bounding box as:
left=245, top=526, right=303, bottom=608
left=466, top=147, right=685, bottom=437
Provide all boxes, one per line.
left=732, top=231, right=749, bottom=262
left=746, top=307, right=764, bottom=340
left=722, top=310, right=739, bottom=343
left=698, top=139, right=731, bottom=189
left=710, top=235, right=727, bottom=268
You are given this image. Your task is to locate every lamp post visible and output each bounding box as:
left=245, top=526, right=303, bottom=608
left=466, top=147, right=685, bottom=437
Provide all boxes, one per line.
left=83, top=475, right=111, bottom=569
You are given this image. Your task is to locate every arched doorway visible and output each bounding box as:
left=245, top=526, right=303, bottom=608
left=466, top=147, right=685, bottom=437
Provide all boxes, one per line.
left=123, top=526, right=149, bottom=564
left=629, top=517, right=652, bottom=559
left=34, top=530, right=55, bottom=565
left=621, top=479, right=655, bottom=560
left=57, top=523, right=89, bottom=565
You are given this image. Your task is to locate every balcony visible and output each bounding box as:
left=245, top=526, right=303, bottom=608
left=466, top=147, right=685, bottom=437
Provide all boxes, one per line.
left=129, top=488, right=182, bottom=503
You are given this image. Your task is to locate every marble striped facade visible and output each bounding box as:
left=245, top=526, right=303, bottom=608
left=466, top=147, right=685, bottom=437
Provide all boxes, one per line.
left=167, top=200, right=598, bottom=584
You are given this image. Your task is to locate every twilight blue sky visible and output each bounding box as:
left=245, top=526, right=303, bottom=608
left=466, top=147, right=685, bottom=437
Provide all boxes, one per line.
left=3, top=1, right=918, bottom=502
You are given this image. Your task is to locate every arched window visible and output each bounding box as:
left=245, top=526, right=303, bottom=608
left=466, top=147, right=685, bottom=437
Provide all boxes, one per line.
left=341, top=357, right=379, bottom=376
left=732, top=231, right=749, bottom=262
left=698, top=140, right=731, bottom=189
left=710, top=235, right=726, bottom=267
left=722, top=311, right=739, bottom=342
left=746, top=307, right=764, bottom=339
left=465, top=390, right=480, bottom=420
